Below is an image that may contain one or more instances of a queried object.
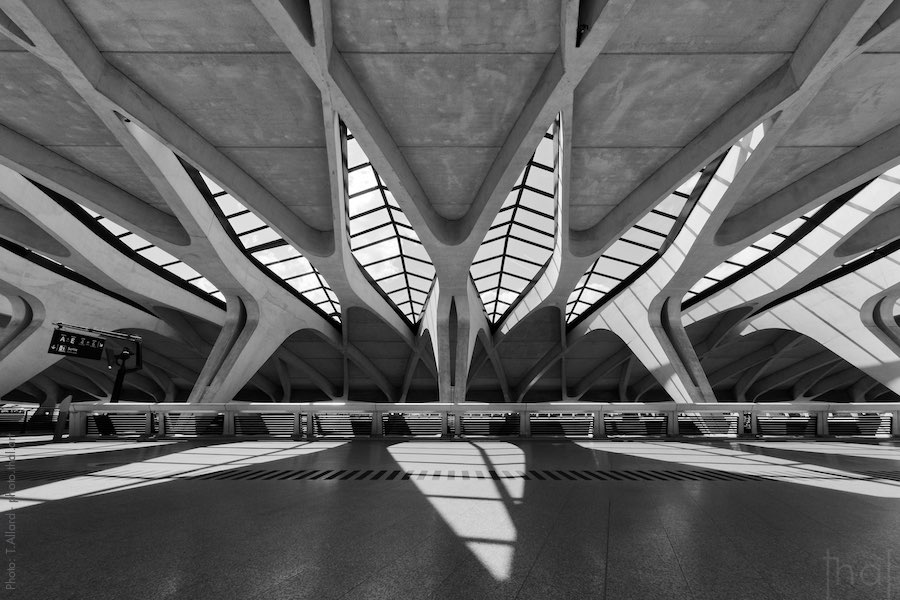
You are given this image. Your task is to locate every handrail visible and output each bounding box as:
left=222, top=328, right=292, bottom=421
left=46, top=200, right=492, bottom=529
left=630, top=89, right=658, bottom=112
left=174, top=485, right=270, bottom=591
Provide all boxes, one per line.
left=66, top=401, right=900, bottom=441
left=68, top=401, right=900, bottom=414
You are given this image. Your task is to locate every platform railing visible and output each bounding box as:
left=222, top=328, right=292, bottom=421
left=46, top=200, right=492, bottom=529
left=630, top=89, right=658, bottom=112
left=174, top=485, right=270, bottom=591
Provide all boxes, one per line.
left=65, top=401, right=900, bottom=440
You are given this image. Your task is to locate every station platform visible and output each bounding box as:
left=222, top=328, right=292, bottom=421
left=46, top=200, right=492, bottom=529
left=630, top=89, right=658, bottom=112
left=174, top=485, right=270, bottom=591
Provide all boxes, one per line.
left=4, top=438, right=900, bottom=599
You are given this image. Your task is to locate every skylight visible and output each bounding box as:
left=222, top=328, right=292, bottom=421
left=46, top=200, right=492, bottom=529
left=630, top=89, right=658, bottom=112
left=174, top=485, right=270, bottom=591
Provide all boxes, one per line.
left=472, top=119, right=559, bottom=323
left=565, top=172, right=702, bottom=324
left=684, top=205, right=824, bottom=302
left=344, top=128, right=435, bottom=324
left=80, top=206, right=225, bottom=303
left=197, top=173, right=342, bottom=323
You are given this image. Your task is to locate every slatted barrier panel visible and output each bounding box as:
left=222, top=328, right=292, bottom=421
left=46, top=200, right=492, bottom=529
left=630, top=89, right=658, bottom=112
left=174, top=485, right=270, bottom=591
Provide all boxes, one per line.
left=530, top=412, right=593, bottom=437
left=604, top=412, right=667, bottom=437
left=164, top=413, right=224, bottom=437
left=382, top=412, right=443, bottom=437
left=87, top=413, right=147, bottom=437
left=234, top=413, right=295, bottom=437
left=0, top=411, right=26, bottom=433
left=678, top=412, right=740, bottom=437
left=64, top=402, right=900, bottom=440
left=313, top=413, right=372, bottom=437
left=828, top=412, right=892, bottom=437
left=756, top=412, right=816, bottom=437
left=461, top=412, right=520, bottom=436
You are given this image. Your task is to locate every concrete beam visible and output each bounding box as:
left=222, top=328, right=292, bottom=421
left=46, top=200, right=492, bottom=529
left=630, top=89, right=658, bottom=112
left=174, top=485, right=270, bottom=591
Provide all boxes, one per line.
left=0, top=249, right=175, bottom=396
left=746, top=351, right=840, bottom=401
left=0, top=164, right=224, bottom=325
left=121, top=120, right=342, bottom=402
left=0, top=0, right=333, bottom=258
left=0, top=123, right=189, bottom=247
left=0, top=294, right=33, bottom=355
left=568, top=126, right=769, bottom=402
left=685, top=166, right=900, bottom=327
left=275, top=348, right=340, bottom=400
left=744, top=251, right=900, bottom=396
left=569, top=348, right=631, bottom=401
left=718, top=123, right=900, bottom=247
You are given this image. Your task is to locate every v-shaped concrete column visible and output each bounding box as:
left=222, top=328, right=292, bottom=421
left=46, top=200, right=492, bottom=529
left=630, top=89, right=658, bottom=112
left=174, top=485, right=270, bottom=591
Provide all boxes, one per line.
left=418, top=278, right=497, bottom=403
left=123, top=122, right=351, bottom=403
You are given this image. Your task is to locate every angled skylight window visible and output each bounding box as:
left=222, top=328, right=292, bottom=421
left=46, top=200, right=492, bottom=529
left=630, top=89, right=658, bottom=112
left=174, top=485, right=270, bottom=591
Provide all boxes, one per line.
left=684, top=204, right=826, bottom=303
left=0, top=236, right=151, bottom=315
left=80, top=206, right=225, bottom=303
left=565, top=172, right=702, bottom=324
left=197, top=173, right=342, bottom=323
left=471, top=119, right=559, bottom=322
left=344, top=128, right=435, bottom=323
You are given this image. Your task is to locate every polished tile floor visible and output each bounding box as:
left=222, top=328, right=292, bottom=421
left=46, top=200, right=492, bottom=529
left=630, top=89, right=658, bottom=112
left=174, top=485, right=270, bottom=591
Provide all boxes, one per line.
left=5, top=437, right=900, bottom=599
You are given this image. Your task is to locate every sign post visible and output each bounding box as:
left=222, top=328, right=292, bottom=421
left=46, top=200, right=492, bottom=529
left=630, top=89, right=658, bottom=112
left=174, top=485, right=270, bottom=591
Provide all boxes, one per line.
left=47, top=328, right=105, bottom=360
left=47, top=324, right=144, bottom=412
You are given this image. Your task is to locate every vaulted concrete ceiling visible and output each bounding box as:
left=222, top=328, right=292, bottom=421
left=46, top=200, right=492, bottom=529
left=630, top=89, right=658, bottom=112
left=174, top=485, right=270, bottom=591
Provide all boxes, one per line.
left=1, top=0, right=900, bottom=405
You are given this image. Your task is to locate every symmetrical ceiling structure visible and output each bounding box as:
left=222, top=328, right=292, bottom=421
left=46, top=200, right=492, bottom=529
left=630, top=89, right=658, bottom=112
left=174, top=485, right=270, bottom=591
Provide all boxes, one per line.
left=1, top=0, right=900, bottom=406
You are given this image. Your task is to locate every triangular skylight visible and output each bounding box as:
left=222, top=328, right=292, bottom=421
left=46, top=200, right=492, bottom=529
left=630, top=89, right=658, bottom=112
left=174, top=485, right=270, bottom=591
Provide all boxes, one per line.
left=32, top=180, right=224, bottom=306
left=566, top=171, right=702, bottom=324
left=684, top=205, right=825, bottom=303
left=471, top=119, right=559, bottom=323
left=344, top=127, right=435, bottom=324
left=195, top=172, right=342, bottom=323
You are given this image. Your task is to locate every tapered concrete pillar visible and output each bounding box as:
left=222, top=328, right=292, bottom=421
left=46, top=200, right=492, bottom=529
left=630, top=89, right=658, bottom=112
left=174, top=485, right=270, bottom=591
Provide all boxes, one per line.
left=123, top=121, right=346, bottom=402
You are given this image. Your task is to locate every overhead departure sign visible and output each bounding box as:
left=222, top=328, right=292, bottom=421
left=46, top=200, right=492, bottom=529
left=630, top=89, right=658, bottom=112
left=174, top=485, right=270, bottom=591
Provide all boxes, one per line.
left=47, top=329, right=105, bottom=360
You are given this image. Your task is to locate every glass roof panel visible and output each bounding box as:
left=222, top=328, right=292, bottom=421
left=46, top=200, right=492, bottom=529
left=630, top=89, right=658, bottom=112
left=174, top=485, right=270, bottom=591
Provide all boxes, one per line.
left=253, top=244, right=300, bottom=266
left=470, top=117, right=560, bottom=323
left=192, top=171, right=341, bottom=322
left=164, top=262, right=201, bottom=280
left=215, top=194, right=245, bottom=218
left=96, top=217, right=128, bottom=237
left=66, top=201, right=225, bottom=304
left=683, top=203, right=827, bottom=303
left=566, top=164, right=708, bottom=324
left=228, top=212, right=267, bottom=236
left=239, top=228, right=281, bottom=248
left=344, top=127, right=436, bottom=324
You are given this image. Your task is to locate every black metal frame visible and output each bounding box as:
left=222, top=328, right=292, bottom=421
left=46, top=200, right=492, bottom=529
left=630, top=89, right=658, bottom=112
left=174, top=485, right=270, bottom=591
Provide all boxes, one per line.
left=181, top=159, right=342, bottom=329
left=36, top=181, right=226, bottom=310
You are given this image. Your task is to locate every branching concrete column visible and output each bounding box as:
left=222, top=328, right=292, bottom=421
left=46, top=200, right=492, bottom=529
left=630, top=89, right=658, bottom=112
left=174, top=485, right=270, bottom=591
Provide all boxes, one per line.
left=122, top=123, right=346, bottom=402
left=419, top=279, right=497, bottom=403
left=568, top=126, right=766, bottom=402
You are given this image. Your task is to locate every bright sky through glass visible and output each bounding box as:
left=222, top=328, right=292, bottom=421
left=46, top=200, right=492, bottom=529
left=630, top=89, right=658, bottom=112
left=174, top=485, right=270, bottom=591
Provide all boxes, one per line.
left=345, top=130, right=435, bottom=324
left=472, top=120, right=559, bottom=323
left=684, top=205, right=823, bottom=301
left=565, top=172, right=702, bottom=323
left=199, top=174, right=342, bottom=322
left=81, top=205, right=225, bottom=302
